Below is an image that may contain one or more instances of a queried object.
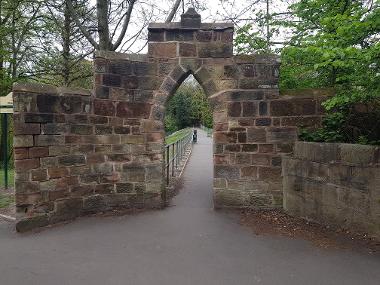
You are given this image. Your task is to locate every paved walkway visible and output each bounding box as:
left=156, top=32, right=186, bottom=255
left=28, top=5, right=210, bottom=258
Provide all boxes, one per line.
left=0, top=130, right=380, bottom=285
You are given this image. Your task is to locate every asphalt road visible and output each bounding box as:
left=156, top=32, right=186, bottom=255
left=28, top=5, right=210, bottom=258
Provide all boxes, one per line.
left=0, top=130, right=379, bottom=285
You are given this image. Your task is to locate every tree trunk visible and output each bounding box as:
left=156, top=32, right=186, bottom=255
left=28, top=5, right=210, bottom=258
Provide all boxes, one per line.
left=166, top=0, right=182, bottom=23
left=97, top=0, right=111, bottom=50
left=62, top=0, right=71, bottom=86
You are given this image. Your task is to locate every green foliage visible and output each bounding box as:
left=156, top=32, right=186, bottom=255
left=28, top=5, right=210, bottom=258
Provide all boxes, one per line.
left=0, top=193, right=14, bottom=208
left=165, top=128, right=191, bottom=145
left=280, top=0, right=380, bottom=145
left=234, top=24, right=270, bottom=54
left=165, top=78, right=212, bottom=133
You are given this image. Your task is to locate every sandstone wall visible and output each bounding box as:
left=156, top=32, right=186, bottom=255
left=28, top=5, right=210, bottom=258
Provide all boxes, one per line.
left=12, top=8, right=331, bottom=231
left=283, top=142, right=380, bottom=238
left=212, top=89, right=328, bottom=208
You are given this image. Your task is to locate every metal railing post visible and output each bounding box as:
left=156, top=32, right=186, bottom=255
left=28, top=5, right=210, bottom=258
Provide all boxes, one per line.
left=171, top=144, right=175, bottom=177
left=175, top=141, right=179, bottom=169
left=1, top=113, right=8, bottom=189
left=166, top=145, right=169, bottom=185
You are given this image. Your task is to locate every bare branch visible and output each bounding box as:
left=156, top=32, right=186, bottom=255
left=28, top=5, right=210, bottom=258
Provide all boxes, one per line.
left=112, top=0, right=137, bottom=51
left=67, top=0, right=99, bottom=49
left=165, top=0, right=182, bottom=23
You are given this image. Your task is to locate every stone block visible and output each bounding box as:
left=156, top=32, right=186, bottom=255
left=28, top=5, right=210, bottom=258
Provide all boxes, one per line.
left=15, top=159, right=40, bottom=171
left=258, top=144, right=274, bottom=153
left=266, top=127, right=298, bottom=143
left=241, top=166, right=257, bottom=178
left=95, top=86, right=109, bottom=99
left=256, top=118, right=271, bottom=126
left=14, top=148, right=29, bottom=160
left=259, top=101, right=268, bottom=116
left=214, top=178, right=227, bottom=188
left=238, top=78, right=278, bottom=89
left=202, top=80, right=218, bottom=96
left=71, top=124, right=93, bottom=135
left=234, top=153, right=251, bottom=165
left=16, top=214, right=49, bottom=232
left=224, top=144, right=241, bottom=152
left=276, top=143, right=293, bottom=153
left=180, top=58, right=202, bottom=72
left=270, top=99, right=316, bottom=116
left=31, top=169, right=48, bottom=181
left=121, top=135, right=145, bottom=144
left=36, top=94, right=60, bottom=113
left=82, top=195, right=108, bottom=213
left=258, top=167, right=282, bottom=182
left=166, top=30, right=194, bottom=41
left=71, top=185, right=94, bottom=197
left=251, top=154, right=271, bottom=166
left=237, top=132, right=247, bottom=143
left=48, top=167, right=69, bottom=179
left=214, top=132, right=237, bottom=143
left=15, top=180, right=40, bottom=193
left=242, top=102, right=257, bottom=117
left=58, top=155, right=86, bottom=166
left=339, top=144, right=376, bottom=165
left=116, top=183, right=134, bottom=193
left=196, top=30, right=213, bottom=42
left=124, top=166, right=145, bottom=182
left=294, top=142, right=340, bottom=163
left=242, top=144, right=258, bottom=152
left=29, top=147, right=49, bottom=158
left=90, top=116, right=108, bottom=125
left=109, top=61, right=132, bottom=75
left=35, top=135, right=65, bottom=146
left=14, top=135, right=33, bottom=147
left=214, top=189, right=249, bottom=208
left=148, top=42, right=177, bottom=58
left=50, top=198, right=83, bottom=224
left=116, top=102, right=152, bottom=119
left=179, top=43, right=197, bottom=57
left=227, top=102, right=241, bottom=117
left=148, top=31, right=165, bottom=42
left=14, top=122, right=40, bottom=135
left=214, top=165, right=240, bottom=180
left=60, top=96, right=83, bottom=114
left=198, top=42, right=233, bottom=58
left=95, top=184, right=115, bottom=194
left=24, top=113, right=54, bottom=124
left=241, top=65, right=257, bottom=77
left=247, top=128, right=266, bottom=143
left=94, top=99, right=115, bottom=116
left=41, top=123, right=68, bottom=135
left=103, top=74, right=121, bottom=87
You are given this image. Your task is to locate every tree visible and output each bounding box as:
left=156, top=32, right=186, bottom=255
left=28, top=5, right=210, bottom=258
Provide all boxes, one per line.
left=31, top=0, right=94, bottom=88
left=165, top=78, right=212, bottom=133
left=0, top=0, right=44, bottom=96
left=283, top=0, right=380, bottom=144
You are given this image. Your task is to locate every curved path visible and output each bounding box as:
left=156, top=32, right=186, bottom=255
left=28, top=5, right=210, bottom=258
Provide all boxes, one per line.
left=0, top=130, right=379, bottom=284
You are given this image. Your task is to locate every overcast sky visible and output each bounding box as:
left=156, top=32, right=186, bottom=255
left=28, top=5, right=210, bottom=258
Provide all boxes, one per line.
left=87, top=0, right=295, bottom=53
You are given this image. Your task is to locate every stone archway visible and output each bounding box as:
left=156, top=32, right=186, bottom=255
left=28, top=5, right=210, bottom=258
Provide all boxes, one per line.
left=12, top=9, right=324, bottom=231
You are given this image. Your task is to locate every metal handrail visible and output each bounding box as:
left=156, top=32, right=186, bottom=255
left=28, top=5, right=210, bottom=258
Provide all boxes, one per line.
left=165, top=130, right=193, bottom=185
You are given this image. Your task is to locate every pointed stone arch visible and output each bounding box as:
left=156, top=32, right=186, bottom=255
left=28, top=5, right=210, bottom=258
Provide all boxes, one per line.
left=157, top=63, right=218, bottom=104
left=14, top=8, right=328, bottom=232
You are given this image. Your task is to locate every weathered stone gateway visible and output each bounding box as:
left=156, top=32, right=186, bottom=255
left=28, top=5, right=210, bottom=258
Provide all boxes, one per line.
left=13, top=9, right=327, bottom=232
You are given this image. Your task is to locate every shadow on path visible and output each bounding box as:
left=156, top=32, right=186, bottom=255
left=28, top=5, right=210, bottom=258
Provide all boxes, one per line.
left=0, top=130, right=379, bottom=285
